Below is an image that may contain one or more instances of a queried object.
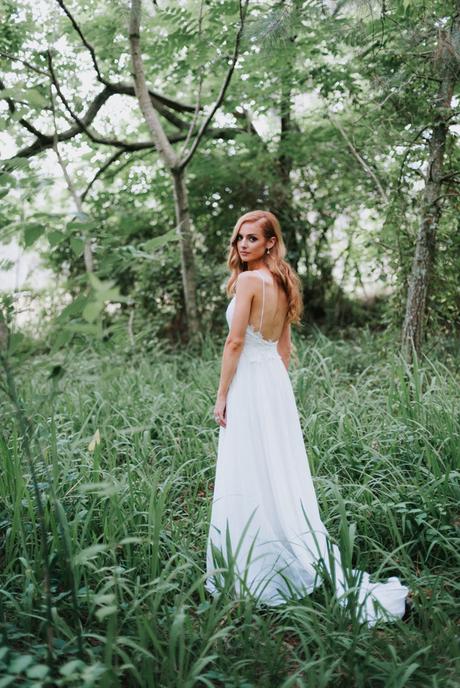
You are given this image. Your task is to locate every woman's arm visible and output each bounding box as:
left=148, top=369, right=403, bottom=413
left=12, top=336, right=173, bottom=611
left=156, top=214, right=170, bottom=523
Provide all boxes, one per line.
left=277, top=319, right=292, bottom=371
left=214, top=273, right=257, bottom=426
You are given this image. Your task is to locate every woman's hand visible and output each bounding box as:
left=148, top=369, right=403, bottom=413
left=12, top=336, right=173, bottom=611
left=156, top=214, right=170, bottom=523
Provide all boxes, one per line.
left=213, top=395, right=227, bottom=428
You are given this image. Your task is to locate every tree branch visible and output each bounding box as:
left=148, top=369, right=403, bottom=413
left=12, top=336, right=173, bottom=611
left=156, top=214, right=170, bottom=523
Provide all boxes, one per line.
left=328, top=113, right=388, bottom=204
left=129, top=0, right=179, bottom=169
left=178, top=0, right=206, bottom=159
left=3, top=13, right=258, bottom=164
left=49, top=81, right=94, bottom=272
left=178, top=0, right=250, bottom=170
left=109, top=80, right=191, bottom=129
left=54, top=0, right=105, bottom=83
left=0, top=50, right=49, bottom=77
left=0, top=76, right=50, bottom=141
left=53, top=0, right=198, bottom=122
left=81, top=149, right=126, bottom=202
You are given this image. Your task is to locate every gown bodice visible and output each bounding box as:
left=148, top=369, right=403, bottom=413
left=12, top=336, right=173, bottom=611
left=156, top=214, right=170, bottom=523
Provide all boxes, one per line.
left=226, top=271, right=280, bottom=363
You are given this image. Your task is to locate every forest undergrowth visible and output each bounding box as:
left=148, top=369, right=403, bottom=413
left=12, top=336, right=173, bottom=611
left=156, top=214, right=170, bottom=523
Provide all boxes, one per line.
left=0, top=328, right=459, bottom=687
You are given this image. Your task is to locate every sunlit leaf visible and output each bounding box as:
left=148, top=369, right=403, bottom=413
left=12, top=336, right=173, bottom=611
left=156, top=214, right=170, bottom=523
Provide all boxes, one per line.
left=70, top=237, right=85, bottom=256
left=23, top=223, right=45, bottom=247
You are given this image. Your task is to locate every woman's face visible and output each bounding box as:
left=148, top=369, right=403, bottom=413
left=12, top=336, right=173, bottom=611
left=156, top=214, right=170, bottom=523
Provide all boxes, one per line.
left=235, top=221, right=272, bottom=262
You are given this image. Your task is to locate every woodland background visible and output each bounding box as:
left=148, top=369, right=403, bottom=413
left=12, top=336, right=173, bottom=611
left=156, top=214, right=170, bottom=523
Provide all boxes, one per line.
left=0, top=0, right=459, bottom=351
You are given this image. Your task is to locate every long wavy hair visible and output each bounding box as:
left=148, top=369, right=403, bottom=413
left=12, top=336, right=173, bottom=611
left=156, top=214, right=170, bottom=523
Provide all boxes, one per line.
left=226, top=210, right=303, bottom=325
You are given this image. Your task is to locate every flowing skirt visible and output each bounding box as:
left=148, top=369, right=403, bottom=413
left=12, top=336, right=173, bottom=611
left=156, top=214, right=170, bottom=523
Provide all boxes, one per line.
left=205, top=339, right=408, bottom=627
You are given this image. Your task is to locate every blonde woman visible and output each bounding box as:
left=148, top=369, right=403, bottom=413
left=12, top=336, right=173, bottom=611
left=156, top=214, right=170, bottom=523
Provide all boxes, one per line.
left=205, top=210, right=409, bottom=626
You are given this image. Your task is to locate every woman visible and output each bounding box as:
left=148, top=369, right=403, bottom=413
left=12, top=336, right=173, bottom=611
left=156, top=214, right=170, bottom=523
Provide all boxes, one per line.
left=205, top=210, right=409, bottom=627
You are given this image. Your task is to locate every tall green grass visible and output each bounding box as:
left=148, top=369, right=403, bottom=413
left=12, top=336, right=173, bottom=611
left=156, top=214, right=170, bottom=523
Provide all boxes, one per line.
left=0, top=329, right=459, bottom=687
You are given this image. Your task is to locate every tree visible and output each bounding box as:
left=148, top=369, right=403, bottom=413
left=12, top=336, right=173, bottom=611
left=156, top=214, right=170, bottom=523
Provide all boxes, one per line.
left=402, top=0, right=460, bottom=359
left=1, top=0, right=251, bottom=340
left=129, top=0, right=249, bottom=341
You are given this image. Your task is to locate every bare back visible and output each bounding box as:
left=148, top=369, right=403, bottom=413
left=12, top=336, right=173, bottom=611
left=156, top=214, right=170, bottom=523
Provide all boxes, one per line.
left=248, top=269, right=289, bottom=342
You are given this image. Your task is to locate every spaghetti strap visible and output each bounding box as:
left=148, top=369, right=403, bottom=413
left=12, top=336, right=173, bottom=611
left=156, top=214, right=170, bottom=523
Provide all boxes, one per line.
left=257, top=270, right=265, bottom=332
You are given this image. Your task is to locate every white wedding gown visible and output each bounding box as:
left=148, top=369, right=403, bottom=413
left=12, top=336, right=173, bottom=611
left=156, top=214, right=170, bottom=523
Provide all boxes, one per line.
left=205, top=270, right=409, bottom=627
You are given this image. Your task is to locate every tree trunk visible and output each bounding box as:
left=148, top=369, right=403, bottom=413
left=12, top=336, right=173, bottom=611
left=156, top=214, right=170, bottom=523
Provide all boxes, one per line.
left=402, top=6, right=460, bottom=360
left=129, top=0, right=199, bottom=340
left=171, top=168, right=199, bottom=338
left=273, top=36, right=303, bottom=271
left=128, top=0, right=247, bottom=342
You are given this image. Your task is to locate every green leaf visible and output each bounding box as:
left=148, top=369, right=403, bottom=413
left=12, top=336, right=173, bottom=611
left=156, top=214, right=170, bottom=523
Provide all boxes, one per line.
left=9, top=106, right=29, bottom=122
left=8, top=332, right=25, bottom=355
left=48, top=230, right=66, bottom=246
left=0, top=258, right=14, bottom=270
left=66, top=218, right=98, bottom=232
left=23, top=223, right=44, bottom=247
left=9, top=654, right=34, bottom=673
left=143, top=226, right=179, bottom=251
left=118, top=537, right=144, bottom=545
left=55, top=294, right=87, bottom=323
left=64, top=323, right=99, bottom=335
left=70, top=237, right=85, bottom=256
left=26, top=664, right=49, bottom=679
left=100, top=287, right=123, bottom=302
left=87, top=272, right=106, bottom=291
left=59, top=659, right=86, bottom=676
left=0, top=173, right=15, bottom=187
left=0, top=157, right=30, bottom=173
left=49, top=328, right=74, bottom=355
left=0, top=86, right=47, bottom=108
left=82, top=300, right=103, bottom=323
left=25, top=87, right=48, bottom=108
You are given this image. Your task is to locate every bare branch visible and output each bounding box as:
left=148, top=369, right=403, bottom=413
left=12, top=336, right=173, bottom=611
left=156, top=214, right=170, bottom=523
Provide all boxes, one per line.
left=396, top=124, right=431, bottom=192
left=13, top=120, right=246, bottom=159
left=4, top=35, right=255, bottom=163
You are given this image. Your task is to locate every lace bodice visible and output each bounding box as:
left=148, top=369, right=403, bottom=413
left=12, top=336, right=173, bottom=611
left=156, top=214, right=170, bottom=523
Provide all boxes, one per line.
left=226, top=271, right=280, bottom=363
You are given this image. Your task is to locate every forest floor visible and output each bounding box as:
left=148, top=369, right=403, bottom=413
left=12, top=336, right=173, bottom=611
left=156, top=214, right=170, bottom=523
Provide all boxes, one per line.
left=1, top=329, right=459, bottom=687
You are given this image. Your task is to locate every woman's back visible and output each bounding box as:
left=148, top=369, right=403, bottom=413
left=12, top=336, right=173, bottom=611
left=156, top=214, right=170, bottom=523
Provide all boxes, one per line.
left=245, top=269, right=289, bottom=342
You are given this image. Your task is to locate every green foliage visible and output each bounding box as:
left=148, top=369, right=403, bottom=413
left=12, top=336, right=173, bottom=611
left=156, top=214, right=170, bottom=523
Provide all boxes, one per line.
left=0, top=331, right=459, bottom=685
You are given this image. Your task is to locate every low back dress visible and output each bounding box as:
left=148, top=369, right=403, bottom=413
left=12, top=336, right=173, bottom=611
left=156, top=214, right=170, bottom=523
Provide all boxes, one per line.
left=205, top=269, right=408, bottom=626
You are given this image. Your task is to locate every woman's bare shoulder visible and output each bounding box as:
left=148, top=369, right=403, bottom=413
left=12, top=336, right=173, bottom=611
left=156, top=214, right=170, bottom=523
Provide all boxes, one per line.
left=235, top=271, right=260, bottom=288
left=237, top=271, right=260, bottom=281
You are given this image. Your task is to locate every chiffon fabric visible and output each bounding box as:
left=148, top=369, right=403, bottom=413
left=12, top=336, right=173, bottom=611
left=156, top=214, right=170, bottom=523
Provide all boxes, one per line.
left=205, top=270, right=409, bottom=626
